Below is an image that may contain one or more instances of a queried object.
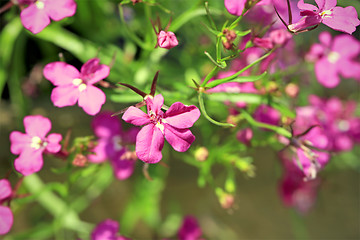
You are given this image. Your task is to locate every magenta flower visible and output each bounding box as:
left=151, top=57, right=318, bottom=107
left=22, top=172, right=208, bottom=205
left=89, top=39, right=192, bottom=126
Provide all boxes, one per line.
left=91, top=219, right=130, bottom=240
left=288, top=0, right=360, bottom=34
left=224, top=0, right=271, bottom=16
left=157, top=30, right=179, bottom=49
left=236, top=128, right=253, bottom=146
left=253, top=104, right=281, bottom=127
left=43, top=58, right=110, bottom=115
left=10, top=115, right=62, bottom=176
left=88, top=112, right=139, bottom=180
left=306, top=31, right=360, bottom=88
left=178, top=216, right=203, bottom=240
left=0, top=179, right=13, bottom=235
left=122, top=94, right=201, bottom=163
left=19, top=0, right=77, bottom=34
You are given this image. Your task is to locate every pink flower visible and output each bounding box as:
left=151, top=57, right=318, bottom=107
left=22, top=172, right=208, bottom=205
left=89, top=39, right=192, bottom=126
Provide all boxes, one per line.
left=43, top=58, right=110, bottom=115
left=157, top=30, right=179, bottom=49
left=122, top=94, right=201, bottom=163
left=224, top=0, right=271, bottom=16
left=88, top=112, right=139, bottom=180
left=19, top=0, right=77, bottom=34
left=178, top=216, right=203, bottom=240
left=236, top=128, right=253, bottom=146
left=10, top=115, right=62, bottom=176
left=306, top=31, right=360, bottom=88
left=0, top=179, right=13, bottom=235
left=289, top=0, right=360, bottom=34
left=253, top=104, right=281, bottom=127
left=91, top=219, right=130, bottom=240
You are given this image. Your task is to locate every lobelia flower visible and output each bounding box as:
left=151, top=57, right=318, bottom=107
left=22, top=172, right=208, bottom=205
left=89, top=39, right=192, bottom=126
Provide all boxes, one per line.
left=224, top=0, right=271, bottom=16
left=91, top=219, right=130, bottom=240
left=253, top=104, right=281, bottom=127
left=43, top=58, right=110, bottom=115
left=178, top=216, right=203, bottom=240
left=306, top=31, right=360, bottom=88
left=18, top=0, right=77, bottom=34
left=122, top=94, right=201, bottom=163
left=288, top=0, right=360, bottom=34
left=157, top=30, right=179, bottom=49
left=10, top=115, right=62, bottom=176
left=88, top=112, right=139, bottom=180
left=0, top=179, right=13, bottom=235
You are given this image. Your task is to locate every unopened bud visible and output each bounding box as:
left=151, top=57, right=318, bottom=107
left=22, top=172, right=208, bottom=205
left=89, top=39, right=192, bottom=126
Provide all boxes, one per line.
left=158, top=30, right=178, bottom=49
left=236, top=128, right=253, bottom=146
left=285, top=83, right=299, bottom=98
left=194, top=147, right=209, bottom=162
left=220, top=193, right=235, bottom=209
left=73, top=154, right=88, bottom=167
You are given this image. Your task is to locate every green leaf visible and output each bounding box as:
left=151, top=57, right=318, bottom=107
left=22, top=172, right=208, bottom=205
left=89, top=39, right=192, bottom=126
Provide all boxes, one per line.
left=206, top=71, right=267, bottom=89
left=207, top=93, right=263, bottom=104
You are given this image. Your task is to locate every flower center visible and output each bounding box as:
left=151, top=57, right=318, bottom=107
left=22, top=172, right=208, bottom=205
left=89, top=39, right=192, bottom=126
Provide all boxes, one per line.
left=112, top=135, right=123, bottom=151
left=320, top=9, right=332, bottom=18
left=35, top=0, right=44, bottom=9
left=72, top=78, right=87, bottom=92
left=327, top=51, right=340, bottom=64
left=31, top=136, right=47, bottom=149
left=337, top=120, right=350, bottom=132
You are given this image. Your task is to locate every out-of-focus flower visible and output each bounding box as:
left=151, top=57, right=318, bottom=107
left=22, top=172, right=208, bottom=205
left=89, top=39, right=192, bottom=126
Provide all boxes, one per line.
left=288, top=0, right=360, bottom=34
left=236, top=128, right=253, bottom=146
left=91, top=219, right=130, bottom=240
left=157, top=30, right=179, bottom=49
left=178, top=216, right=203, bottom=240
left=0, top=179, right=13, bottom=235
left=43, top=58, right=110, bottom=115
left=88, top=112, right=139, bottom=180
left=224, top=0, right=271, bottom=16
left=253, top=104, right=281, bottom=127
left=306, top=31, right=360, bottom=88
left=18, top=0, right=76, bottom=34
left=194, top=147, right=209, bottom=162
left=10, top=115, right=62, bottom=176
left=122, top=94, right=200, bottom=163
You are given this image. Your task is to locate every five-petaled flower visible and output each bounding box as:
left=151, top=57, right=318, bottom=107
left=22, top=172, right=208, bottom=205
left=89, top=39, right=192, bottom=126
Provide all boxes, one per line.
left=10, top=115, right=62, bottom=176
left=122, top=94, right=201, bottom=163
left=19, top=0, right=77, bottom=34
left=288, top=0, right=360, bottom=34
left=43, top=58, right=110, bottom=115
left=0, top=179, right=13, bottom=235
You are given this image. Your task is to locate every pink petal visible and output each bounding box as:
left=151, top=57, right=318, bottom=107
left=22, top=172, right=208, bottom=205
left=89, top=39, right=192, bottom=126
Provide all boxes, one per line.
left=91, top=219, right=119, bottom=240
left=122, top=107, right=151, bottom=126
left=322, top=6, right=360, bottom=34
left=14, top=148, right=44, bottom=176
left=318, top=31, right=332, bottom=47
left=110, top=157, right=135, bottom=180
left=51, top=85, right=79, bottom=107
left=43, top=62, right=80, bottom=86
left=80, top=58, right=110, bottom=85
left=315, top=58, right=340, bottom=88
left=163, top=103, right=200, bottom=129
left=332, top=34, right=360, bottom=59
left=122, top=128, right=139, bottom=145
left=46, top=133, right=62, bottom=153
left=316, top=0, right=336, bottom=10
left=78, top=85, right=106, bottom=115
left=338, top=60, right=360, bottom=80
left=0, top=206, right=13, bottom=235
left=135, top=124, right=164, bottom=163
left=164, top=124, right=195, bottom=152
left=157, top=31, right=179, bottom=49
left=9, top=131, right=31, bottom=155
left=45, top=0, right=77, bottom=21
left=297, top=0, right=318, bottom=11
left=92, top=112, right=122, bottom=138
left=20, top=4, right=50, bottom=34
left=24, top=115, right=51, bottom=138
left=146, top=94, right=164, bottom=116
left=88, top=140, right=108, bottom=163
left=0, top=179, right=12, bottom=200
left=224, top=0, right=246, bottom=16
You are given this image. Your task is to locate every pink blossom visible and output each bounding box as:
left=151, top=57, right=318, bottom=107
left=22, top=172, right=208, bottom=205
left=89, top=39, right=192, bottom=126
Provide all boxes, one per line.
left=88, top=112, right=139, bottom=180
left=43, top=58, right=110, bottom=115
left=0, top=179, right=13, bottom=235
left=236, top=128, right=253, bottom=146
left=91, top=219, right=130, bottom=240
left=157, top=30, right=179, bottom=49
left=253, top=104, right=281, bottom=127
left=224, top=0, right=271, bottom=16
left=306, top=31, right=360, bottom=88
left=122, top=94, right=200, bottom=163
left=178, top=216, right=203, bottom=240
left=289, top=0, right=360, bottom=34
left=9, top=115, right=62, bottom=176
left=19, top=0, right=77, bottom=34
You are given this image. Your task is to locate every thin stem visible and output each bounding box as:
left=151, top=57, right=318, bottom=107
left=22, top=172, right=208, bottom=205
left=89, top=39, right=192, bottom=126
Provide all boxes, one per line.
left=201, top=65, right=220, bottom=87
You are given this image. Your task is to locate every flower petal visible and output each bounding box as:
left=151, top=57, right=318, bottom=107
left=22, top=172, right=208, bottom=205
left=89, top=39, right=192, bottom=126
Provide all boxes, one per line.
left=164, top=102, right=200, bottom=129
left=224, top=0, right=245, bottom=16
left=322, top=6, right=360, bottom=34
left=88, top=140, right=108, bottom=163
left=24, top=115, right=51, bottom=138
left=45, top=0, right=77, bottom=21
left=332, top=34, right=360, bottom=59
left=92, top=112, right=122, bottom=138
left=43, top=62, right=80, bottom=86
left=135, top=124, right=164, bottom=163
left=91, top=219, right=119, bottom=240
left=314, top=58, right=340, bottom=88
left=0, top=206, right=13, bottom=235
left=122, top=107, right=151, bottom=126
left=78, top=86, right=106, bottom=115
left=51, top=85, right=79, bottom=107
left=297, top=0, right=318, bottom=11
left=80, top=58, right=110, bottom=85
left=146, top=94, right=164, bottom=115
left=110, top=156, right=135, bottom=180
left=9, top=131, right=31, bottom=155
left=164, top=124, right=195, bottom=152
left=0, top=179, right=12, bottom=200
left=14, top=148, right=43, bottom=176
left=46, top=133, right=62, bottom=153
left=20, top=4, right=50, bottom=34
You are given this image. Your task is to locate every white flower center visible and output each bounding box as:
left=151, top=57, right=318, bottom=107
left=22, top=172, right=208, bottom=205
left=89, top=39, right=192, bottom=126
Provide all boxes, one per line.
left=327, top=51, right=340, bottom=64
left=35, top=1, right=45, bottom=9
left=337, top=120, right=350, bottom=132
left=31, top=136, right=45, bottom=149
left=112, top=136, right=123, bottom=151
left=320, top=10, right=332, bottom=18
left=72, top=78, right=87, bottom=92
left=156, top=122, right=164, bottom=134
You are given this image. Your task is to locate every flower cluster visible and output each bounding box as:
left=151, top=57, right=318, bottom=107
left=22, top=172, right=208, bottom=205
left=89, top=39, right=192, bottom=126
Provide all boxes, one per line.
left=0, top=179, right=13, bottom=235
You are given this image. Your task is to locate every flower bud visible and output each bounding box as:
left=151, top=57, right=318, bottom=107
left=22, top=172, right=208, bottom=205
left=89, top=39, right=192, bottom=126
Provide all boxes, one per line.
left=236, top=128, right=253, bottom=146
left=194, top=147, right=209, bottom=162
left=157, top=30, right=178, bottom=49
left=73, top=154, right=88, bottom=167
left=285, top=83, right=299, bottom=98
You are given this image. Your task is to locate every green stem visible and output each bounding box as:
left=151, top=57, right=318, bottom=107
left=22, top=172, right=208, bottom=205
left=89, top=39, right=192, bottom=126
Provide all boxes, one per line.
left=201, top=66, right=219, bottom=87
